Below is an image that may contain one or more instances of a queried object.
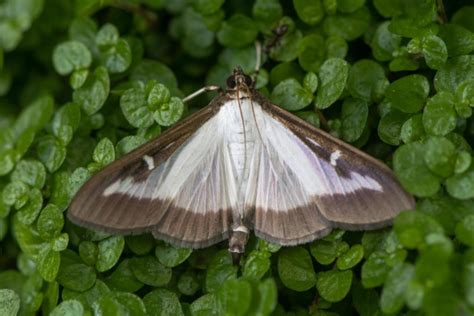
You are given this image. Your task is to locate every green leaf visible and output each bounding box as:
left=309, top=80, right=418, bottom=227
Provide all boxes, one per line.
left=371, top=21, right=402, bottom=61
left=303, top=72, right=318, bottom=93
left=147, top=83, right=171, bottom=108
left=446, top=166, right=474, bottom=200
left=278, top=246, right=316, bottom=291
left=323, top=7, right=370, bottom=41
left=52, top=233, right=69, bottom=252
left=298, top=34, right=325, bottom=72
left=252, top=0, right=282, bottom=23
left=362, top=251, right=393, bottom=288
left=464, top=263, right=474, bottom=307
left=37, top=204, right=63, bottom=240
left=120, top=86, right=154, bottom=128
left=271, top=78, right=313, bottom=111
left=254, top=278, right=277, bottom=315
left=3, top=180, right=29, bottom=207
left=131, top=60, right=178, bottom=94
left=394, top=211, right=444, bottom=249
left=101, top=38, right=132, bottom=74
left=79, top=241, right=98, bottom=266
left=190, top=294, right=218, bottom=316
left=316, top=270, right=353, bottom=302
left=269, top=25, right=302, bottom=62
left=57, top=261, right=96, bottom=291
left=50, top=300, right=84, bottom=316
left=424, top=136, right=456, bottom=177
left=52, top=103, right=81, bottom=138
left=17, top=188, right=43, bottom=225
left=341, top=98, right=368, bottom=142
left=454, top=151, right=472, bottom=174
left=0, top=289, right=20, bottom=316
left=393, top=142, right=440, bottom=197
left=347, top=59, right=388, bottom=102
left=11, top=160, right=46, bottom=189
left=293, top=0, right=324, bottom=25
left=153, top=97, right=184, bottom=126
left=336, top=244, right=364, bottom=270
left=53, top=41, right=92, bottom=75
left=385, top=75, right=429, bottom=113
left=205, top=250, right=238, bottom=293
left=378, top=110, right=410, bottom=146
left=192, top=0, right=224, bottom=15
left=92, top=138, right=115, bottom=166
left=36, top=136, right=66, bottom=173
left=37, top=246, right=60, bottom=282
left=177, top=270, right=200, bottom=296
left=434, top=55, right=474, bottom=92
left=70, top=68, right=89, bottom=89
left=270, top=62, right=303, bottom=86
left=315, top=58, right=349, bottom=109
left=217, top=279, right=252, bottom=316
left=438, top=24, right=474, bottom=57
left=126, top=234, right=155, bottom=255
left=143, top=289, right=184, bottom=316
left=68, top=167, right=91, bottom=197
left=105, top=259, right=143, bottom=293
left=423, top=92, right=457, bottom=136
left=96, top=23, right=119, bottom=46
left=91, top=292, right=127, bottom=316
left=400, top=114, right=425, bottom=143
left=155, top=242, right=192, bottom=268
left=217, top=15, right=258, bottom=48
left=113, top=292, right=146, bottom=316
left=421, top=35, right=448, bottom=70
left=380, top=263, right=414, bottom=314
left=310, top=240, right=348, bottom=265
left=130, top=256, right=172, bottom=287
left=73, top=66, right=110, bottom=116
left=242, top=250, right=271, bottom=280
left=14, top=94, right=54, bottom=138
left=96, top=235, right=124, bottom=272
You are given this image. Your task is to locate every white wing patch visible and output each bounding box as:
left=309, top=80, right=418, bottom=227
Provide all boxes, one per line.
left=330, top=150, right=341, bottom=166
left=143, top=155, right=155, bottom=170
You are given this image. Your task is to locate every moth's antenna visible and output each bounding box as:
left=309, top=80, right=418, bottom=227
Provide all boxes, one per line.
left=246, top=86, right=264, bottom=144
left=251, top=41, right=262, bottom=88
left=183, top=85, right=222, bottom=103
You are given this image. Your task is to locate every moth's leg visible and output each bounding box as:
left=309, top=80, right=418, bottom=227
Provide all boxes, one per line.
left=182, top=85, right=222, bottom=103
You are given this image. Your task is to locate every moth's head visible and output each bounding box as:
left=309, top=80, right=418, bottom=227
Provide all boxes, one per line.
left=226, top=66, right=253, bottom=92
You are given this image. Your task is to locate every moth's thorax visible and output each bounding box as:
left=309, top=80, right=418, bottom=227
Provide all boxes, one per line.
left=220, top=98, right=260, bottom=211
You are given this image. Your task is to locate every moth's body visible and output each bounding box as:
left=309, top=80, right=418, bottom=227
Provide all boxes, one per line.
left=68, top=67, right=415, bottom=264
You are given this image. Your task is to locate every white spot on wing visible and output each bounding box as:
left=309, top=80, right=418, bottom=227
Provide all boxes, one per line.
left=143, top=155, right=155, bottom=170
left=330, top=150, right=341, bottom=166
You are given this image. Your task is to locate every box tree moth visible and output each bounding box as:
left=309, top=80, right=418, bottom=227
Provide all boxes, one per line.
left=68, top=67, right=415, bottom=264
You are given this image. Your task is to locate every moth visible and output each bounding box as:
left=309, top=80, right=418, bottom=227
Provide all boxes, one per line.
left=68, top=67, right=415, bottom=264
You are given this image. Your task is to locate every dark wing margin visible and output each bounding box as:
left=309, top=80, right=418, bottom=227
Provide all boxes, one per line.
left=68, top=94, right=232, bottom=249
left=253, top=92, right=415, bottom=234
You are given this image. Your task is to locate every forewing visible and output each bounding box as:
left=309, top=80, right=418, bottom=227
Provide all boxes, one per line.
left=246, top=94, right=415, bottom=245
left=68, top=96, right=234, bottom=248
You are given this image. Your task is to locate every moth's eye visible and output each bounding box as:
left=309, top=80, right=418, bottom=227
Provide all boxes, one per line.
left=243, top=74, right=253, bottom=87
left=226, top=76, right=236, bottom=89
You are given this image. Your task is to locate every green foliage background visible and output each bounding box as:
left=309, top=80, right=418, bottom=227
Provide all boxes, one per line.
left=0, top=0, right=474, bottom=315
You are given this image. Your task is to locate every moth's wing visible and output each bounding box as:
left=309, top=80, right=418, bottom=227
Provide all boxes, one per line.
left=68, top=96, right=235, bottom=248
left=246, top=96, right=415, bottom=245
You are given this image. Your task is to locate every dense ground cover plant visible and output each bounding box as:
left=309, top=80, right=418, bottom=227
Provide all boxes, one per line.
left=0, top=0, right=473, bottom=315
